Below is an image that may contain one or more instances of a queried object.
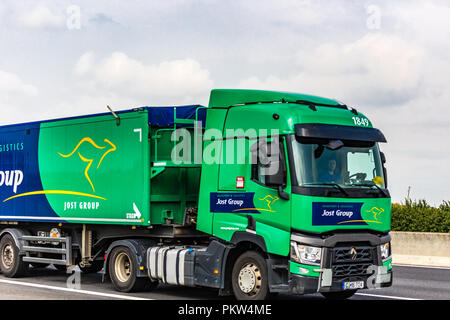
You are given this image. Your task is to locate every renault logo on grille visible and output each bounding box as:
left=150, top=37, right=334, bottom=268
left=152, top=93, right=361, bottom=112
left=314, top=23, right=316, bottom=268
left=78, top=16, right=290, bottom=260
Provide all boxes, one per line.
left=349, top=248, right=357, bottom=260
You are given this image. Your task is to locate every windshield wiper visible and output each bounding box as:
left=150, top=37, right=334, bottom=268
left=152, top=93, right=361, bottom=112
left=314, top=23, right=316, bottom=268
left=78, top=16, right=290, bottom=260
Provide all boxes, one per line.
left=353, top=183, right=389, bottom=197
left=304, top=183, right=349, bottom=197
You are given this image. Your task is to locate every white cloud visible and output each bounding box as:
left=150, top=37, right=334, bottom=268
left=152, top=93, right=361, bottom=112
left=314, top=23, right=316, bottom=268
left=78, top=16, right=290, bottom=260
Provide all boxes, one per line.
left=0, top=3, right=6, bottom=21
left=239, top=33, right=426, bottom=107
left=0, top=69, right=38, bottom=97
left=0, top=69, right=39, bottom=126
left=74, top=52, right=213, bottom=104
left=388, top=1, right=450, bottom=49
left=16, top=5, right=64, bottom=28
left=238, top=0, right=331, bottom=26
left=74, top=52, right=95, bottom=76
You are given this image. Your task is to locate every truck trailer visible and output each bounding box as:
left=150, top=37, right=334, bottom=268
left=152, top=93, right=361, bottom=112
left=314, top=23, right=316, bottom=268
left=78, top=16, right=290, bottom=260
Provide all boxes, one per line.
left=0, top=89, right=392, bottom=299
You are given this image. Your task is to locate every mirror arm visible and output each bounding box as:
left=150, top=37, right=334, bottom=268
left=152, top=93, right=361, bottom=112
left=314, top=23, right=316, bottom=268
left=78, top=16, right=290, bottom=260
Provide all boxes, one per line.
left=278, top=185, right=290, bottom=200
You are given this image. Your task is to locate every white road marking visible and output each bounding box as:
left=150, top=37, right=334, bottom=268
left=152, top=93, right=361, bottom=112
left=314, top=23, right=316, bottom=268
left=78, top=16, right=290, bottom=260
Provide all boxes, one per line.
left=392, top=264, right=450, bottom=270
left=0, top=278, right=153, bottom=300
left=355, top=292, right=421, bottom=300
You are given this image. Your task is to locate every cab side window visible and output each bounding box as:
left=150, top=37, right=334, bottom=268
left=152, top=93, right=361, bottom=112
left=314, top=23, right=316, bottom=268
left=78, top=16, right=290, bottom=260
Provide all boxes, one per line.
left=251, top=138, right=285, bottom=188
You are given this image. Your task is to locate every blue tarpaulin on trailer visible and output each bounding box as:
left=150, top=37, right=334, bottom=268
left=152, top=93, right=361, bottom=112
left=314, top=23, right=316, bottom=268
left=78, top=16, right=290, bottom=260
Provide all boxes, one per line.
left=0, top=105, right=208, bottom=130
left=146, top=105, right=207, bottom=127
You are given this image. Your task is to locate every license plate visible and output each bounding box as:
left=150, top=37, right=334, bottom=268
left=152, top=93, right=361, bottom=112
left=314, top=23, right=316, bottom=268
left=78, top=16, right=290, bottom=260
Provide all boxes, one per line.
left=342, top=281, right=364, bottom=290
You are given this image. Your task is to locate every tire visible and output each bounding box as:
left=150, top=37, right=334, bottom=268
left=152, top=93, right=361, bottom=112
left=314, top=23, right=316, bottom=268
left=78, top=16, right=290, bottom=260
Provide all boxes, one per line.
left=231, top=251, right=270, bottom=300
left=321, top=290, right=357, bottom=300
left=108, top=246, right=148, bottom=292
left=79, top=260, right=104, bottom=274
left=0, top=234, right=29, bottom=277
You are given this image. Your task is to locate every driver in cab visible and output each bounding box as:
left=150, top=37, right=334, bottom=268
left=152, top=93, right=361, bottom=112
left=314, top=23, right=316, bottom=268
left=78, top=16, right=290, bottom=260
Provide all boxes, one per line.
left=319, top=159, right=344, bottom=183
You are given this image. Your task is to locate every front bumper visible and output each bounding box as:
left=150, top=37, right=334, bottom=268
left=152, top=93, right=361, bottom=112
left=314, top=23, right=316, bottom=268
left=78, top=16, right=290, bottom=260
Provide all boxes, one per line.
left=287, top=231, right=393, bottom=295
left=289, top=263, right=393, bottom=295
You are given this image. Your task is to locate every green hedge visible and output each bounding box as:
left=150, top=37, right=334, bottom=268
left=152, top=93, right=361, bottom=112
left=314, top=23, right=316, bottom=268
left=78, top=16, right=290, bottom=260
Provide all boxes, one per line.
left=391, top=200, right=450, bottom=233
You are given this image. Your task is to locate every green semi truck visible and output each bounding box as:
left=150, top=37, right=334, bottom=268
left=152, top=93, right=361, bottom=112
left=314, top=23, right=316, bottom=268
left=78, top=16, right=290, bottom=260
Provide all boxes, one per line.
left=0, top=89, right=392, bottom=299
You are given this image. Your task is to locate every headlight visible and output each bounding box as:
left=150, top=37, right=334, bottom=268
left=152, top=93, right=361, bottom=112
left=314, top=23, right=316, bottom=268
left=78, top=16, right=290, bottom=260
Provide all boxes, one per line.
left=380, top=242, right=391, bottom=260
left=290, top=242, right=322, bottom=265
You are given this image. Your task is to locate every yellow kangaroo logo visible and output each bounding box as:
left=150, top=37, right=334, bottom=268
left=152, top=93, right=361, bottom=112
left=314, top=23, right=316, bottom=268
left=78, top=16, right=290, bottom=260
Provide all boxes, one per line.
left=365, top=207, right=385, bottom=221
left=58, top=137, right=116, bottom=193
left=259, top=195, right=279, bottom=211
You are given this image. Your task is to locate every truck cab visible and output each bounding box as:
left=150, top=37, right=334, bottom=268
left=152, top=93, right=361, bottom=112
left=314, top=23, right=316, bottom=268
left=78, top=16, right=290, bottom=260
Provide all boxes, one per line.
left=0, top=88, right=392, bottom=300
left=196, top=89, right=392, bottom=299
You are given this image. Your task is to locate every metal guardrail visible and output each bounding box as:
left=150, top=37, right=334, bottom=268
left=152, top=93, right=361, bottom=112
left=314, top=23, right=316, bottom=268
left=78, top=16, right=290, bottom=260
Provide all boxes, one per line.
left=19, top=235, right=72, bottom=266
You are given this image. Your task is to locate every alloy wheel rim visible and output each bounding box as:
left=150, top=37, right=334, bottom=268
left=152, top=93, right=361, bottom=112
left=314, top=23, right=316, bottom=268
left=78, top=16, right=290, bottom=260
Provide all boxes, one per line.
left=2, top=244, right=14, bottom=269
left=115, top=252, right=131, bottom=282
left=238, top=263, right=262, bottom=295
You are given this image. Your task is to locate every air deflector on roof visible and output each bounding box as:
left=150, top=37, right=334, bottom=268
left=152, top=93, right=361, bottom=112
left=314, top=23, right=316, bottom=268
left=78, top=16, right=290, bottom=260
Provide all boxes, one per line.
left=295, top=123, right=387, bottom=143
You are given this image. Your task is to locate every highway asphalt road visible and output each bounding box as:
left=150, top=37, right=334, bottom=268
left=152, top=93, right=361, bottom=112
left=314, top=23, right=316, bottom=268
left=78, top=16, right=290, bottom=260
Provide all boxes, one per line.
left=0, top=264, right=448, bottom=300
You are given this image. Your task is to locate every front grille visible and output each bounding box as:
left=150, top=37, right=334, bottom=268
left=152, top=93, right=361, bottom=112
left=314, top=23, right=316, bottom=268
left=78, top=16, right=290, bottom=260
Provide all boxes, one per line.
left=330, top=246, right=377, bottom=279
left=332, top=263, right=372, bottom=277
left=332, top=246, right=375, bottom=264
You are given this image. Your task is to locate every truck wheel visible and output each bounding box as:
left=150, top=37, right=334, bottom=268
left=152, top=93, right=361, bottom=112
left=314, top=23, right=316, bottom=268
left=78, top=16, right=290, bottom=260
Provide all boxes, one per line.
left=108, top=246, right=147, bottom=292
left=231, top=251, right=270, bottom=300
left=321, top=290, right=357, bottom=300
left=0, top=234, right=29, bottom=277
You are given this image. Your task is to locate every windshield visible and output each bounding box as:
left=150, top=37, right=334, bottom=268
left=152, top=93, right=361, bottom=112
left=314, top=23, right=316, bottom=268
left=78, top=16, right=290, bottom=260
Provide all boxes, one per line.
left=290, top=136, right=386, bottom=189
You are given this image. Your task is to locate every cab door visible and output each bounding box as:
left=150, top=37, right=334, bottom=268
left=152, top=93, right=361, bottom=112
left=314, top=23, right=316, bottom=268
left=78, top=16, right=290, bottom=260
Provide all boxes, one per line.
left=213, top=136, right=291, bottom=256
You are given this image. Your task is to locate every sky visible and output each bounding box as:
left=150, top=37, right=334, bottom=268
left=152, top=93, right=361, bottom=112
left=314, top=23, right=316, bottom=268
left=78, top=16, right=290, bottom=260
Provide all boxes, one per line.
left=0, top=0, right=449, bottom=205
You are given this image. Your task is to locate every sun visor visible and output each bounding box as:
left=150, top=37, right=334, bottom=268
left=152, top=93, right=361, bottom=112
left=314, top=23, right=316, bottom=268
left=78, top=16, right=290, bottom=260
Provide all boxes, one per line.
left=295, top=123, right=387, bottom=143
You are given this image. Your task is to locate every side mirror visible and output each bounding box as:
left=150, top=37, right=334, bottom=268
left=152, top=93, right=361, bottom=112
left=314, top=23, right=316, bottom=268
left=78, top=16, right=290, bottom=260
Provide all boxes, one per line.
left=380, top=152, right=387, bottom=187
left=380, top=152, right=386, bottom=164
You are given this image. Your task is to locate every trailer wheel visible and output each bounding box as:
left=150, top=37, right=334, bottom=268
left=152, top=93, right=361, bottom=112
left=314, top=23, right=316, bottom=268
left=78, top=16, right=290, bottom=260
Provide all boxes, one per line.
left=0, top=234, right=29, bottom=277
left=108, top=246, right=148, bottom=292
left=231, top=251, right=270, bottom=300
